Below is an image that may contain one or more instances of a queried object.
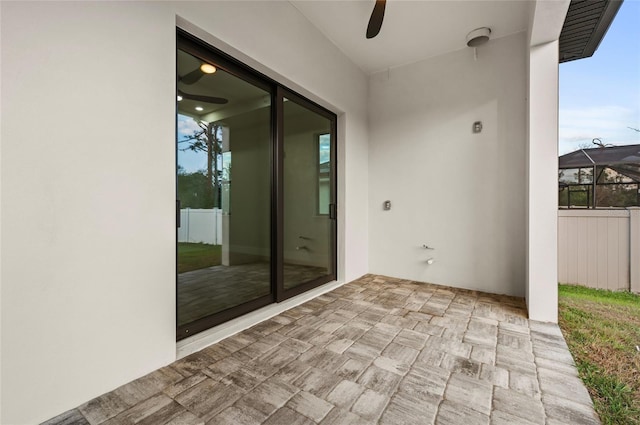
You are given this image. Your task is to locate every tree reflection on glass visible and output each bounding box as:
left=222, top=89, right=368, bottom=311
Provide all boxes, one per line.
left=177, top=116, right=224, bottom=209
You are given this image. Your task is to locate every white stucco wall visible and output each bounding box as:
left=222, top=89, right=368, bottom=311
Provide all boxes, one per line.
left=526, top=39, right=560, bottom=322
left=0, top=2, right=368, bottom=423
left=524, top=0, right=569, bottom=323
left=368, top=32, right=527, bottom=297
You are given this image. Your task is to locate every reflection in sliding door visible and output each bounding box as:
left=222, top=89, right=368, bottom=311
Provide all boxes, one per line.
left=176, top=40, right=273, bottom=338
left=282, top=94, right=336, bottom=292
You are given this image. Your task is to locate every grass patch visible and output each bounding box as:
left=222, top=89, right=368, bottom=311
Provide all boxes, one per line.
left=560, top=284, right=640, bottom=308
left=558, top=284, right=640, bottom=424
left=178, top=243, right=221, bottom=273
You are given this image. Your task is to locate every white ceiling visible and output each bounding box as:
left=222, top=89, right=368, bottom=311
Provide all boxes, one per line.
left=290, top=0, right=531, bottom=74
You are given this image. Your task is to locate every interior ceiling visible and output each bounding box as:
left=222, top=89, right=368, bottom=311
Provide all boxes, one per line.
left=290, top=0, right=531, bottom=74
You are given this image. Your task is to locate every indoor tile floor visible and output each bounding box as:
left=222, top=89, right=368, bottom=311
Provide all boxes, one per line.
left=43, top=275, right=600, bottom=425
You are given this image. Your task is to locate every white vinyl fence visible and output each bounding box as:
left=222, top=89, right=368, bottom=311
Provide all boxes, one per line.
left=178, top=208, right=223, bottom=245
left=558, top=207, right=640, bottom=293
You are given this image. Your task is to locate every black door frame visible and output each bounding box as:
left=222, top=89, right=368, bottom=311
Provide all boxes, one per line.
left=176, top=30, right=337, bottom=340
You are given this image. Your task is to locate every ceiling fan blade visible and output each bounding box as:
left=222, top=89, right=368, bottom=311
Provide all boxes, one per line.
left=366, top=0, right=386, bottom=39
left=178, top=90, right=228, bottom=105
left=179, top=69, right=203, bottom=85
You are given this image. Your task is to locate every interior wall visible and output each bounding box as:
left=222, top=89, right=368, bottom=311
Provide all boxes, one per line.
left=0, top=2, right=368, bottom=424
left=225, top=108, right=271, bottom=264
left=368, top=32, right=527, bottom=297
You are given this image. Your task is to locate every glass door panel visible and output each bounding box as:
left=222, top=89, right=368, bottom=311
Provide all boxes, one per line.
left=176, top=32, right=338, bottom=339
left=177, top=43, right=272, bottom=338
left=282, top=96, right=336, bottom=291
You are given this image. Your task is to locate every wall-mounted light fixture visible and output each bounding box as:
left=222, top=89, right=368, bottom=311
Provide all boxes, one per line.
left=466, top=27, right=491, bottom=60
left=466, top=27, right=491, bottom=47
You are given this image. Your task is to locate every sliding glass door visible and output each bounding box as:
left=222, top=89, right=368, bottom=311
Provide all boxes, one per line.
left=279, top=91, right=337, bottom=298
left=176, top=37, right=273, bottom=338
left=176, top=31, right=336, bottom=339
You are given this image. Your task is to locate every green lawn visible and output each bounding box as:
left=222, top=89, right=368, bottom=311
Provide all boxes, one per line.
left=558, top=284, right=640, bottom=425
left=178, top=243, right=222, bottom=273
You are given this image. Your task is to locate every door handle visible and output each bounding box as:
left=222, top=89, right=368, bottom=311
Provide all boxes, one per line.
left=176, top=200, right=181, bottom=228
left=329, top=203, right=336, bottom=220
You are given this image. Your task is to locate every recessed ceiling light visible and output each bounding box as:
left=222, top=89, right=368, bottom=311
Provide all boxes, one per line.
left=195, top=106, right=204, bottom=112
left=200, top=63, right=216, bottom=74
left=177, top=95, right=183, bottom=101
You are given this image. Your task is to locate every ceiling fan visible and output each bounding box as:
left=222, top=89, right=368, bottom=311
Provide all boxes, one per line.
left=178, top=63, right=228, bottom=104
left=179, top=68, right=206, bottom=85
left=366, top=0, right=386, bottom=39
left=178, top=89, right=228, bottom=105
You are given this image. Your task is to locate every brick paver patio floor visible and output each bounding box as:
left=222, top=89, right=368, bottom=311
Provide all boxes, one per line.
left=43, top=274, right=600, bottom=425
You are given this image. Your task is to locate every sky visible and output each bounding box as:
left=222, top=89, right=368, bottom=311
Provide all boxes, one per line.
left=178, top=114, right=209, bottom=174
left=559, top=0, right=640, bottom=155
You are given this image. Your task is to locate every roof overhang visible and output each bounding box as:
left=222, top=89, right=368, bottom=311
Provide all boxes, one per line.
left=560, top=0, right=623, bottom=63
